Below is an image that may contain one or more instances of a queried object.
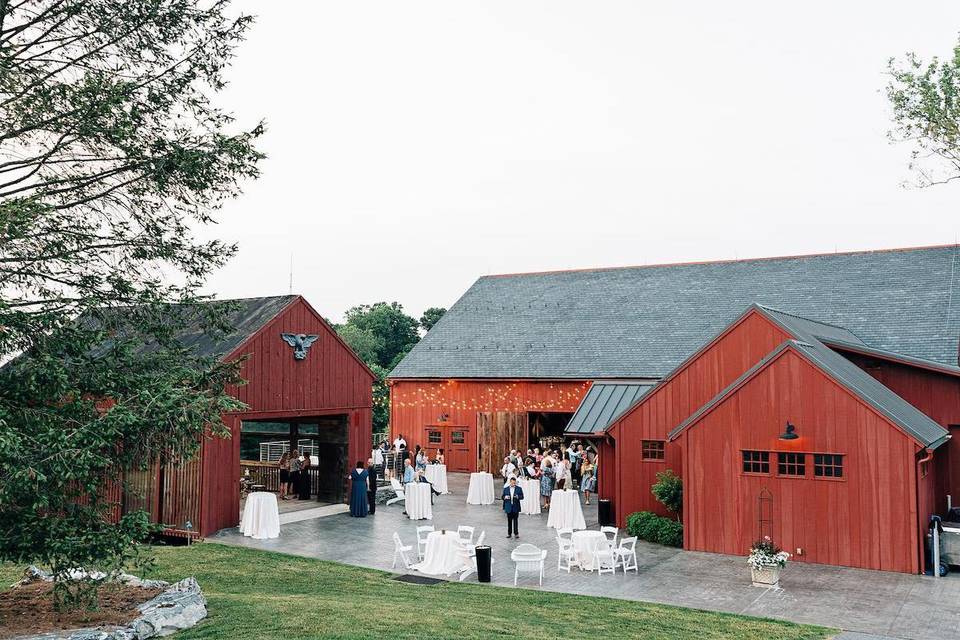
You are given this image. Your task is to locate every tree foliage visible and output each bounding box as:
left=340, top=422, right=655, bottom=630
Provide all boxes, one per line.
left=340, top=302, right=420, bottom=371
left=887, top=37, right=960, bottom=187
left=0, top=0, right=261, bottom=609
left=335, top=302, right=441, bottom=434
left=419, top=307, right=446, bottom=332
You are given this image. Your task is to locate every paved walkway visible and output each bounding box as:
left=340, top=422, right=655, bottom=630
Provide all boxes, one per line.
left=214, top=473, right=960, bottom=640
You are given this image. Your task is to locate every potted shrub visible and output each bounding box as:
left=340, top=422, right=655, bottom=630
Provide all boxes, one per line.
left=747, top=537, right=790, bottom=587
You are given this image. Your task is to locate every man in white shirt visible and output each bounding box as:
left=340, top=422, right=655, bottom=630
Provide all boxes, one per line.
left=393, top=434, right=407, bottom=451
left=500, top=456, right=517, bottom=485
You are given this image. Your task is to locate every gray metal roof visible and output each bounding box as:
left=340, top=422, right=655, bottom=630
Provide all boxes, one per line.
left=669, top=339, right=950, bottom=448
left=757, top=305, right=866, bottom=346
left=565, top=381, right=655, bottom=435
left=164, top=295, right=297, bottom=359
left=88, top=295, right=297, bottom=360
left=821, top=338, right=960, bottom=378
left=390, top=245, right=960, bottom=379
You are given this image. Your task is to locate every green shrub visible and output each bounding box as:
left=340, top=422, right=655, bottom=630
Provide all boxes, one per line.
left=651, top=469, right=682, bottom=516
left=626, top=511, right=683, bottom=548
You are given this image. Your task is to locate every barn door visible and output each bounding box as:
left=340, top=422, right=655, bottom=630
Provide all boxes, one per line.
left=476, top=411, right=527, bottom=474
left=422, top=425, right=471, bottom=473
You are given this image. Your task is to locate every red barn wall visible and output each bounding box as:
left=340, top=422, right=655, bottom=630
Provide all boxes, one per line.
left=838, top=351, right=960, bottom=531
left=678, top=348, right=922, bottom=574
left=389, top=379, right=590, bottom=472
left=607, top=310, right=791, bottom=524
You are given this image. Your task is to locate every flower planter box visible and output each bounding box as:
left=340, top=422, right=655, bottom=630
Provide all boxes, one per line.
left=750, top=564, right=782, bottom=588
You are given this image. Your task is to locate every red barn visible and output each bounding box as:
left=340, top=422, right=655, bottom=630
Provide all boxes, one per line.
left=389, top=245, right=960, bottom=572
left=121, top=295, right=374, bottom=537
left=664, top=307, right=955, bottom=573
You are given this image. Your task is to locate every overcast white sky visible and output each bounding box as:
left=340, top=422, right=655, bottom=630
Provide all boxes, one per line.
left=202, top=1, right=960, bottom=323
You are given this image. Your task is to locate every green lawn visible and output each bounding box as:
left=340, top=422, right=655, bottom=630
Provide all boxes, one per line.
left=2, top=543, right=835, bottom=639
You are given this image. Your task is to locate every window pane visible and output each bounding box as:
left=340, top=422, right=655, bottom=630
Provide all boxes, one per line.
left=642, top=440, right=665, bottom=460
left=428, top=431, right=442, bottom=444
left=814, top=453, right=843, bottom=478
left=742, top=450, right=770, bottom=474
left=777, top=452, right=805, bottom=476
left=451, top=431, right=465, bottom=444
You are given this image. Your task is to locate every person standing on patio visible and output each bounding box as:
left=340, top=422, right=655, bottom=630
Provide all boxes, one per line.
left=349, top=461, right=369, bottom=517
left=415, top=447, right=428, bottom=471
left=580, top=457, right=596, bottom=505
left=286, top=449, right=301, bottom=501
left=540, top=458, right=555, bottom=509
left=297, top=451, right=312, bottom=500
left=502, top=476, right=523, bottom=538
left=278, top=451, right=291, bottom=499
left=366, top=457, right=378, bottom=515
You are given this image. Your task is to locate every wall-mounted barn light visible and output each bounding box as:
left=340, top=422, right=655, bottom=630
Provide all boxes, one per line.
left=779, top=421, right=799, bottom=440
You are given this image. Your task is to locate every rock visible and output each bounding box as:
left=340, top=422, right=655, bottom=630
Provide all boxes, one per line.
left=7, top=575, right=205, bottom=640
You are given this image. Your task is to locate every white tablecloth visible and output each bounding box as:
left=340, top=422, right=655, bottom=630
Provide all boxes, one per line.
left=424, top=464, right=449, bottom=494
left=546, top=489, right=586, bottom=530
left=571, top=530, right=608, bottom=570
left=405, top=482, right=433, bottom=520
left=412, top=530, right=469, bottom=576
left=466, top=472, right=495, bottom=505
left=519, top=479, right=541, bottom=515
left=239, top=492, right=280, bottom=539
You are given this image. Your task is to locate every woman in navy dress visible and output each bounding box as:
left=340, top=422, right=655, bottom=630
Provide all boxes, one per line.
left=349, top=461, right=369, bottom=517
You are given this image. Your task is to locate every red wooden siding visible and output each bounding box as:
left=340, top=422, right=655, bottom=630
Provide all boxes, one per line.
left=227, top=298, right=373, bottom=414
left=677, top=347, right=923, bottom=574
left=607, top=309, right=791, bottom=524
left=837, top=350, right=960, bottom=543
left=389, top=379, right=590, bottom=472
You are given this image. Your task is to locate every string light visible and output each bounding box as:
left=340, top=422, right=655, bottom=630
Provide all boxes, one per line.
left=389, top=380, right=591, bottom=417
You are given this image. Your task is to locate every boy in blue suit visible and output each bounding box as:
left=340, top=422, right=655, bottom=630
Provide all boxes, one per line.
left=502, top=476, right=524, bottom=538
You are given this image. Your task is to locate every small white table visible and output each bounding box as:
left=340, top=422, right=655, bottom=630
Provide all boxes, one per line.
left=239, top=491, right=280, bottom=539
left=424, top=464, right=449, bottom=494
left=405, top=482, right=433, bottom=520
left=466, top=472, right=495, bottom=505
left=519, top=478, right=541, bottom=515
left=547, top=489, right=586, bottom=530
left=412, top=530, right=469, bottom=576
left=570, top=530, right=608, bottom=570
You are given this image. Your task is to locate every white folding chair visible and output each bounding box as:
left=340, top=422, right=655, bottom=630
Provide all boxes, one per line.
left=556, top=527, right=573, bottom=543
left=557, top=536, right=577, bottom=573
left=616, top=536, right=638, bottom=573
left=416, top=525, right=435, bottom=560
left=595, top=540, right=617, bottom=577
left=387, top=478, right=406, bottom=507
left=512, top=543, right=548, bottom=586
left=457, top=525, right=475, bottom=546
left=392, top=532, right=413, bottom=569
left=600, top=525, right=619, bottom=548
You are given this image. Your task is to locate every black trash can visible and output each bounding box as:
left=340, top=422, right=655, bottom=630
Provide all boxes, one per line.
left=598, top=499, right=614, bottom=527
left=475, top=545, right=492, bottom=582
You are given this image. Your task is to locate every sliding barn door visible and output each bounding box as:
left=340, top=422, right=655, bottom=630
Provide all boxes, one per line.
left=476, top=411, right=527, bottom=473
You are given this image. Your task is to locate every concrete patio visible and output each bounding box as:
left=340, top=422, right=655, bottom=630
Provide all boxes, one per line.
left=212, top=473, right=960, bottom=640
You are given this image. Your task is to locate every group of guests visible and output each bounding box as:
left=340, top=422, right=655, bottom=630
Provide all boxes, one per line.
left=498, top=443, right=598, bottom=509
left=348, top=434, right=446, bottom=518
left=377, top=434, right=445, bottom=481
left=276, top=450, right=313, bottom=501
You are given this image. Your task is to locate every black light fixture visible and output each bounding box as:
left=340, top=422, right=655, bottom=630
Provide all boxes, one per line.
left=779, top=421, right=799, bottom=440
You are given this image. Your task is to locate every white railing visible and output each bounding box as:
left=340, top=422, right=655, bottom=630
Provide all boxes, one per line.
left=259, top=439, right=319, bottom=462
